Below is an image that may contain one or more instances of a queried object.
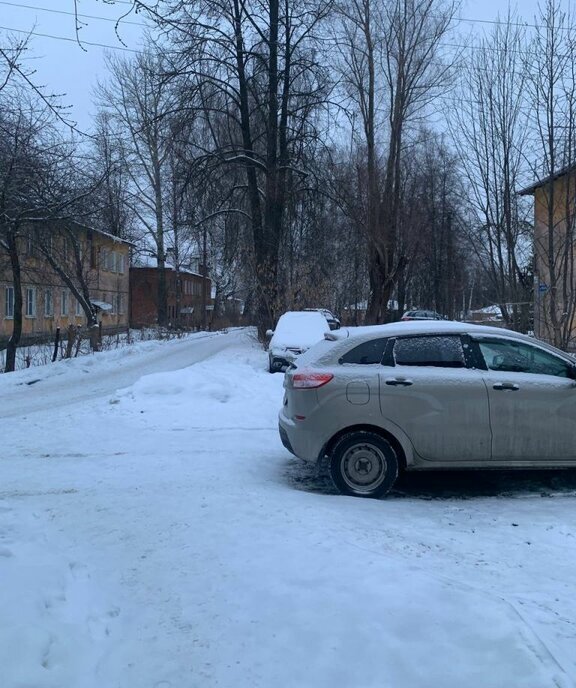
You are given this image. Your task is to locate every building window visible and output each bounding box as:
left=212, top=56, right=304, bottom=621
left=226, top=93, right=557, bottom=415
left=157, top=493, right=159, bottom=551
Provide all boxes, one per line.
left=117, top=253, right=125, bottom=274
left=76, top=299, right=83, bottom=316
left=25, top=288, right=36, bottom=317
left=100, top=247, right=109, bottom=271
left=44, top=289, right=54, bottom=317
left=117, top=293, right=125, bottom=315
left=5, top=286, right=14, bottom=318
left=61, top=290, right=68, bottom=316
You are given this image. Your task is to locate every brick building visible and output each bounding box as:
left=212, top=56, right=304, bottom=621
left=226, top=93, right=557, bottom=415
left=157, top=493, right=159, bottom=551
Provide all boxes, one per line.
left=130, top=266, right=213, bottom=328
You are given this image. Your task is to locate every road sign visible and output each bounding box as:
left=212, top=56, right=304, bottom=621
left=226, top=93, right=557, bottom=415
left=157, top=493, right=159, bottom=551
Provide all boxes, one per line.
left=538, top=283, right=549, bottom=293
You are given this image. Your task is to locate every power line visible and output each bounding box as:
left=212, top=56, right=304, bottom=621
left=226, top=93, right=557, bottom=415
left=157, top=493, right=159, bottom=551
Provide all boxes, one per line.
left=2, top=0, right=574, bottom=33
left=0, top=1, right=147, bottom=28
left=0, top=24, right=140, bottom=52
left=0, top=22, right=559, bottom=60
left=1, top=3, right=573, bottom=59
left=457, top=14, right=574, bottom=32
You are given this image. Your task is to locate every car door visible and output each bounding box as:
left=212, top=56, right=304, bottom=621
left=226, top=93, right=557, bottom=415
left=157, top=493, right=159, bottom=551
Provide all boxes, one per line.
left=472, top=336, right=576, bottom=461
left=378, top=334, right=491, bottom=462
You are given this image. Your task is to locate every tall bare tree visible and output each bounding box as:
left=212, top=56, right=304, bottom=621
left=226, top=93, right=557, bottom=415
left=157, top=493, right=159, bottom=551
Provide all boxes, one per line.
left=97, top=49, right=178, bottom=326
left=335, top=0, right=458, bottom=324
left=107, top=0, right=332, bottom=335
left=453, top=10, right=532, bottom=331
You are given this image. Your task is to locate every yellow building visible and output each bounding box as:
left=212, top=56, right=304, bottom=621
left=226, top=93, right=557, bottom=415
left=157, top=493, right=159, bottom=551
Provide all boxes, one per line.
left=520, top=166, right=576, bottom=349
left=0, top=224, right=132, bottom=345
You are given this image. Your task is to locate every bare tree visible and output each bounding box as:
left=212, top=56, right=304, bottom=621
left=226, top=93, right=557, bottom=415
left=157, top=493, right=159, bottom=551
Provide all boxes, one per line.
left=97, top=49, right=179, bottom=327
left=453, top=10, right=532, bottom=331
left=334, top=0, right=458, bottom=324
left=91, top=111, right=138, bottom=243
left=104, top=0, right=333, bottom=336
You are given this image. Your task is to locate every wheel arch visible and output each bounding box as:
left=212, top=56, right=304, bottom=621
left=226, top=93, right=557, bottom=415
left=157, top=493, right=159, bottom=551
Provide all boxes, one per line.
left=321, top=424, right=411, bottom=470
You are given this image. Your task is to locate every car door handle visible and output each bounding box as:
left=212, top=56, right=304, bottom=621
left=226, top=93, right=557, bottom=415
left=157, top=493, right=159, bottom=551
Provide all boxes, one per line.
left=493, top=382, right=519, bottom=391
left=385, top=378, right=413, bottom=386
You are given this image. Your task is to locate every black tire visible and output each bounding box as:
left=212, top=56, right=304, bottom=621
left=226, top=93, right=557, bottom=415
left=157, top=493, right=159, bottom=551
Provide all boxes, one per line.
left=268, top=355, right=277, bottom=373
left=329, top=431, right=398, bottom=498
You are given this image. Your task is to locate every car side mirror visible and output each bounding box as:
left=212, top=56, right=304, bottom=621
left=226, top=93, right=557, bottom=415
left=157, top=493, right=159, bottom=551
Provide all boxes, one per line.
left=266, top=329, right=274, bottom=338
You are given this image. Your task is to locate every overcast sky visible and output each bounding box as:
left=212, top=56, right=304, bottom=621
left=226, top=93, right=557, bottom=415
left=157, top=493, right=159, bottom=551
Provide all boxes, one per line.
left=1, top=0, right=571, bottom=133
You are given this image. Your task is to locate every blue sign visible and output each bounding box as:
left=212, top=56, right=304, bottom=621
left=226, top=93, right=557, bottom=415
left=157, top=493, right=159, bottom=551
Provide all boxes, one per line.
left=538, top=283, right=549, bottom=293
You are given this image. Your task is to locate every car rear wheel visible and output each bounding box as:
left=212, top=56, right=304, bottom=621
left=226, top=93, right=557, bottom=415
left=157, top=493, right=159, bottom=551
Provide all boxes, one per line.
left=329, top=431, right=399, bottom=498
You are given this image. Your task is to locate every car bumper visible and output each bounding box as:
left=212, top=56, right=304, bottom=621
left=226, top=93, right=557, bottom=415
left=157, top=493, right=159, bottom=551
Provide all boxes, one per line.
left=278, top=407, right=324, bottom=462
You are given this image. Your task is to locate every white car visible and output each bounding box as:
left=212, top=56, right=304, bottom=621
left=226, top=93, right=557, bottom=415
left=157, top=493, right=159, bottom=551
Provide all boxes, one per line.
left=304, top=308, right=341, bottom=330
left=266, top=311, right=329, bottom=373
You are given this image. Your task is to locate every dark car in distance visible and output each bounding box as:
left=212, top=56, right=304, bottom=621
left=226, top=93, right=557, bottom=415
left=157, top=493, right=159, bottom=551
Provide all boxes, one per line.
left=401, top=309, right=446, bottom=322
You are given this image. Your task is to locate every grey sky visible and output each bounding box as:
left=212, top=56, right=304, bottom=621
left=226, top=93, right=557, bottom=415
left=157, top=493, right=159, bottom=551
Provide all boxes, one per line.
left=0, top=0, right=570, bottom=133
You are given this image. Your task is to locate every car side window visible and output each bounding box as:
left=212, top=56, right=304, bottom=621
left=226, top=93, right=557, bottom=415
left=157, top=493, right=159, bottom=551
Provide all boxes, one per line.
left=392, top=335, right=466, bottom=368
left=339, top=338, right=389, bottom=365
left=477, top=339, right=572, bottom=378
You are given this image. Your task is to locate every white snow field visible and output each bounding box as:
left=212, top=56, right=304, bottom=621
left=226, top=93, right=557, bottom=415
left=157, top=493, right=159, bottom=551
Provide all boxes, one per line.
left=1, top=328, right=576, bottom=688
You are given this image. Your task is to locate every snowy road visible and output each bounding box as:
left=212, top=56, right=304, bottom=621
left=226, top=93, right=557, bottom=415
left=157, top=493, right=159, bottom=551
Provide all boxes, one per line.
left=0, top=330, right=241, bottom=418
left=1, top=330, right=576, bottom=688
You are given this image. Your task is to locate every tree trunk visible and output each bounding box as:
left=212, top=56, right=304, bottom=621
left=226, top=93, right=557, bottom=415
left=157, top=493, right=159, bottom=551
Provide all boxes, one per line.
left=4, top=229, right=23, bottom=373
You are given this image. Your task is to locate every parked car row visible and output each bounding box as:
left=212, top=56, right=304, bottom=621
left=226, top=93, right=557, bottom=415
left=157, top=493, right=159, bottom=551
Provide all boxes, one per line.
left=276, top=319, right=576, bottom=499
left=267, top=308, right=447, bottom=374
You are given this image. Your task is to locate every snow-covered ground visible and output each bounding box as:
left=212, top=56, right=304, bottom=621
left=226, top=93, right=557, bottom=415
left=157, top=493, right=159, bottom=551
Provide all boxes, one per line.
left=2, top=329, right=576, bottom=688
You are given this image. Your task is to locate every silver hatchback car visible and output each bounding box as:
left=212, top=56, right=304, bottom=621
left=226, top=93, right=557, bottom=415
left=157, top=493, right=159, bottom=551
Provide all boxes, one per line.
left=278, top=321, right=576, bottom=498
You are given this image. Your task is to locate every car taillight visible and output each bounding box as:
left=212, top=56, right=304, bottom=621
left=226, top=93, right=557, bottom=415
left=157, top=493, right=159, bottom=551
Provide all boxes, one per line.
left=292, top=372, right=334, bottom=389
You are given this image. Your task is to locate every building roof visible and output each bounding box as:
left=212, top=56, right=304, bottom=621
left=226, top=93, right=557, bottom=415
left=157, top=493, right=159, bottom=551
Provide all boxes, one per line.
left=518, top=163, right=576, bottom=196
left=130, top=264, right=206, bottom=279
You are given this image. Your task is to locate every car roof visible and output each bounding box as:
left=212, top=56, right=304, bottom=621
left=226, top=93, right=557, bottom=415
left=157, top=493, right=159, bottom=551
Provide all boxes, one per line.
left=325, top=320, right=547, bottom=352
left=340, top=319, right=516, bottom=338
left=296, top=319, right=573, bottom=367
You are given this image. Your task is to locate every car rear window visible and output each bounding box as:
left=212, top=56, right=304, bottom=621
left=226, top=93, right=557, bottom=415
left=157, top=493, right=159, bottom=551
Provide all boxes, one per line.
left=339, top=338, right=389, bottom=365
left=393, top=335, right=465, bottom=368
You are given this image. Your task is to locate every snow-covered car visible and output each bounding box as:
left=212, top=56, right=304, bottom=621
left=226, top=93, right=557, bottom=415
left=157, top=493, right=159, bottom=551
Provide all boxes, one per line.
left=278, top=320, right=576, bottom=498
left=266, top=311, right=329, bottom=373
left=304, top=308, right=341, bottom=330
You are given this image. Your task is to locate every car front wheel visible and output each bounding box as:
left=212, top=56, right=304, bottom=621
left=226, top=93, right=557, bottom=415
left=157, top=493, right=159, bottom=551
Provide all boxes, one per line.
left=329, top=431, right=399, bottom=498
